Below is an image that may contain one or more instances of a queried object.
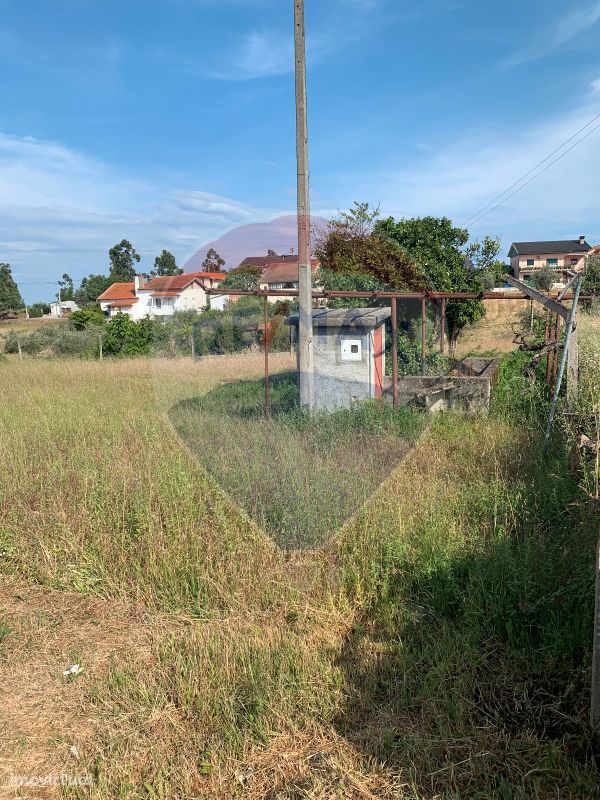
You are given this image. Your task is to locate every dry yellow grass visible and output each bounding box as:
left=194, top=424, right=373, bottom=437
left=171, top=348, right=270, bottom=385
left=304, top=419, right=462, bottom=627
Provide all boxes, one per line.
left=0, top=348, right=598, bottom=798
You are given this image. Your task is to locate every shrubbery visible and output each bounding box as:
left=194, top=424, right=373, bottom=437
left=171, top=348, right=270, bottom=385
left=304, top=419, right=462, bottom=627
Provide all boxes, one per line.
left=2, top=301, right=293, bottom=359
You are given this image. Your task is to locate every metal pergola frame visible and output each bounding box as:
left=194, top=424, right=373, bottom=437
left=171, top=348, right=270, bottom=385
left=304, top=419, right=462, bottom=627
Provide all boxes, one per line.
left=207, top=285, right=589, bottom=416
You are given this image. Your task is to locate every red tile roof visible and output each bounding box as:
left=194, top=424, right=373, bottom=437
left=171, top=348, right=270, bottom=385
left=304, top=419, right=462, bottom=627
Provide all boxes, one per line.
left=97, top=282, right=137, bottom=302
left=260, top=260, right=319, bottom=285
left=142, top=272, right=226, bottom=293
left=107, top=299, right=138, bottom=308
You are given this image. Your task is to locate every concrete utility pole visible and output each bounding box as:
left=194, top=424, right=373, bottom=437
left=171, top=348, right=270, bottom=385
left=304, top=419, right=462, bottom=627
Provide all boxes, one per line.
left=294, top=0, right=314, bottom=410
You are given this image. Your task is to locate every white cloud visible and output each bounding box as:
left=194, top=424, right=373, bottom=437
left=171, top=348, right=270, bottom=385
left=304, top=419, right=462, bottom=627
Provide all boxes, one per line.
left=0, top=133, right=283, bottom=296
left=591, top=76, right=600, bottom=94
left=211, top=30, right=294, bottom=80
left=503, top=0, right=600, bottom=68
left=355, top=96, right=600, bottom=248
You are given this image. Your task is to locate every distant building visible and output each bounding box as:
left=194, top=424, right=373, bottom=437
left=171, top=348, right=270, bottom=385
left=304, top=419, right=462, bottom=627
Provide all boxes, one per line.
left=97, top=272, right=226, bottom=319
left=49, top=300, right=79, bottom=317
left=258, top=259, right=320, bottom=302
left=238, top=253, right=300, bottom=271
left=508, top=237, right=592, bottom=285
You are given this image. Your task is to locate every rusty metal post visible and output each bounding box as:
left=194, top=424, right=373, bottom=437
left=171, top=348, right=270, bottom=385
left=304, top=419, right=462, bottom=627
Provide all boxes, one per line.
left=391, top=297, right=398, bottom=406
left=545, top=311, right=552, bottom=385
left=553, top=315, right=561, bottom=383
left=263, top=293, right=270, bottom=416
left=421, top=296, right=427, bottom=375
left=440, top=298, right=446, bottom=354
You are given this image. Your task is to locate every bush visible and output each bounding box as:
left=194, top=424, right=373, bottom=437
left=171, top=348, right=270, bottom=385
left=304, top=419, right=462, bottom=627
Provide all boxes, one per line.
left=103, top=314, right=165, bottom=357
left=28, top=302, right=51, bottom=318
left=532, top=265, right=556, bottom=292
left=70, top=307, right=105, bottom=330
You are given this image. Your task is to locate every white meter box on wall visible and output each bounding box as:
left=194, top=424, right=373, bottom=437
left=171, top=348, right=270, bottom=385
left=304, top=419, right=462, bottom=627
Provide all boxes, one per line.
left=341, top=338, right=362, bottom=361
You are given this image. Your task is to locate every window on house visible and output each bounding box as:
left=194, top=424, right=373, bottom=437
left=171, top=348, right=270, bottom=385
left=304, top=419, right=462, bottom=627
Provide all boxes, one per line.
left=526, top=259, right=534, bottom=267
left=570, top=258, right=578, bottom=266
left=547, top=258, right=558, bottom=267
left=155, top=298, right=162, bottom=309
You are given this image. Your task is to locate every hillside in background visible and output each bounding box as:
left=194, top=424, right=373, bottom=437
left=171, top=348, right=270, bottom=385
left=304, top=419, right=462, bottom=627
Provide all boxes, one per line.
left=183, top=214, right=326, bottom=271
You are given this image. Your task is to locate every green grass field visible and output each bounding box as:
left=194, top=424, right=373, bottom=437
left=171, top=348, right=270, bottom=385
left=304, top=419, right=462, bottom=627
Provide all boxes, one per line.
left=0, top=318, right=599, bottom=799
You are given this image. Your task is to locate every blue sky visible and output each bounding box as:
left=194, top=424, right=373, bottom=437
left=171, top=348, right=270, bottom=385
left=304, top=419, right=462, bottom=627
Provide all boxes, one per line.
left=1, top=0, right=599, bottom=302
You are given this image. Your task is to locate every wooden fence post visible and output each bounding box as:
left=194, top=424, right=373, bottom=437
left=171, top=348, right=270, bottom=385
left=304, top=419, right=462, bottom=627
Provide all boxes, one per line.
left=17, top=337, right=22, bottom=360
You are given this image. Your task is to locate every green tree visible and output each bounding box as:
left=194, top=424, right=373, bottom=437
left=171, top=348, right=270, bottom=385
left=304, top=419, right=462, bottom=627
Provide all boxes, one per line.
left=533, top=264, right=556, bottom=293
left=220, top=264, right=262, bottom=290
left=152, top=249, right=182, bottom=276
left=58, top=273, right=74, bottom=301
left=0, top=263, right=24, bottom=316
left=375, top=215, right=487, bottom=344
left=74, top=274, right=112, bottom=306
left=69, top=307, right=105, bottom=330
left=201, top=248, right=225, bottom=272
left=582, top=254, right=600, bottom=298
left=109, top=240, right=141, bottom=282
left=314, top=202, right=425, bottom=291
left=466, top=236, right=506, bottom=289
left=267, top=249, right=277, bottom=256
left=28, top=302, right=51, bottom=318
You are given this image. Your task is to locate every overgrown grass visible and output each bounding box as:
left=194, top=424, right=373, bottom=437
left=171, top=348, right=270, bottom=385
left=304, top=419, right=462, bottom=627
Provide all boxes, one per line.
left=1, top=342, right=599, bottom=798
left=170, top=373, right=424, bottom=548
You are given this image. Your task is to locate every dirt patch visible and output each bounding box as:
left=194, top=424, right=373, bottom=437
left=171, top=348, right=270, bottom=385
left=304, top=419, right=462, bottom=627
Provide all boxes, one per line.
left=209, top=727, right=405, bottom=799
left=455, top=298, right=529, bottom=356
left=0, top=580, right=158, bottom=798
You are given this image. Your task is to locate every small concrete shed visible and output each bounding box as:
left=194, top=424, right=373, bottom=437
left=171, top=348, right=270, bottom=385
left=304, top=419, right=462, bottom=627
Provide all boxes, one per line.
left=287, top=307, right=390, bottom=411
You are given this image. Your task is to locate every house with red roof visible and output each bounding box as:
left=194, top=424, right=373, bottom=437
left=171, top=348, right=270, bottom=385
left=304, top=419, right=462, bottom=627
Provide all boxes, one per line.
left=98, top=272, right=226, bottom=319
left=258, top=258, right=320, bottom=302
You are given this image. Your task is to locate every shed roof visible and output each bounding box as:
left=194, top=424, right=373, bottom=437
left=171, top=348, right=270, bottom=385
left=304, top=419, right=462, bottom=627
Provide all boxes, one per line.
left=287, top=307, right=391, bottom=329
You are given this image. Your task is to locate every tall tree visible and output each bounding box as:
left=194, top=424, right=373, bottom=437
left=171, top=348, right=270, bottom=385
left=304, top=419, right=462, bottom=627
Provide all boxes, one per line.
left=152, top=249, right=182, bottom=276
left=0, top=263, right=24, bottom=315
left=109, top=239, right=141, bottom=282
left=375, top=215, right=487, bottom=344
left=466, top=236, right=506, bottom=289
left=59, top=273, right=74, bottom=301
left=202, top=248, right=225, bottom=272
left=220, top=264, right=262, bottom=290
left=314, top=202, right=425, bottom=293
left=74, top=274, right=112, bottom=306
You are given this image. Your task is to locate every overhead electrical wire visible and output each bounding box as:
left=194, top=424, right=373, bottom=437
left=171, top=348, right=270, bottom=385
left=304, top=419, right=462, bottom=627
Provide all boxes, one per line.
left=461, top=111, right=600, bottom=227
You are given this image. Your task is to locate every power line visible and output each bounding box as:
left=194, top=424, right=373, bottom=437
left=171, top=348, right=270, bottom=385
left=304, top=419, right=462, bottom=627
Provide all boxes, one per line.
left=464, top=117, right=600, bottom=228
left=461, top=111, right=600, bottom=227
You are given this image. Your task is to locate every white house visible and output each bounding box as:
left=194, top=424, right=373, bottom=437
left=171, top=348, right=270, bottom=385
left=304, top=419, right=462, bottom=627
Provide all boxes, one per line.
left=49, top=300, right=79, bottom=317
left=97, top=272, right=226, bottom=319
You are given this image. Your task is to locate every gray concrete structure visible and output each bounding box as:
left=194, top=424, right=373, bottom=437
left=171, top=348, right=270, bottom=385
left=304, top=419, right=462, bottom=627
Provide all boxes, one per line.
left=287, top=308, right=390, bottom=411
left=384, top=357, right=500, bottom=413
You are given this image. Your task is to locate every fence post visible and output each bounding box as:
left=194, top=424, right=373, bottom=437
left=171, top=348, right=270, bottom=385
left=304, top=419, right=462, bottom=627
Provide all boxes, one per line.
left=440, top=298, right=446, bottom=355
left=421, top=296, right=427, bottom=376
left=566, top=323, right=578, bottom=407
left=191, top=331, right=196, bottom=359
left=391, top=297, right=398, bottom=406
left=98, top=335, right=103, bottom=362
left=17, top=336, right=22, bottom=360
